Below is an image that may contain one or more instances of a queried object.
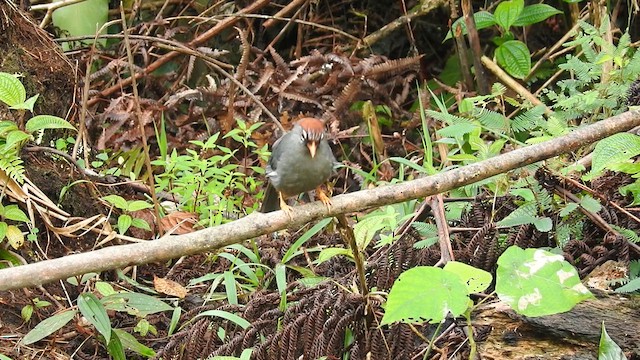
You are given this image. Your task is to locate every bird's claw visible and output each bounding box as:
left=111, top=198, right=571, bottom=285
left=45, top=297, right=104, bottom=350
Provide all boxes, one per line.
left=316, top=187, right=332, bottom=211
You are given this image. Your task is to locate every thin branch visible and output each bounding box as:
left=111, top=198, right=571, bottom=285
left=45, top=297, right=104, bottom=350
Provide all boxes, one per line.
left=1, top=110, right=639, bottom=290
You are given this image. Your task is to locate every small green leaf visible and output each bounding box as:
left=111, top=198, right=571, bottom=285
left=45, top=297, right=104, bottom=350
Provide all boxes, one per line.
left=22, top=304, right=34, bottom=322
left=0, top=222, right=8, bottom=241
left=117, top=214, right=132, bottom=235
left=443, top=261, right=492, bottom=293
left=22, top=309, right=77, bottom=345
left=381, top=266, right=470, bottom=325
left=113, top=328, right=156, bottom=357
left=444, top=11, right=495, bottom=40
left=102, top=195, right=129, bottom=210
left=513, top=4, right=562, bottom=27
left=598, top=322, right=627, bottom=360
left=25, top=115, right=76, bottom=134
left=315, top=247, right=352, bottom=265
left=533, top=217, right=552, bottom=232
left=4, top=205, right=30, bottom=223
left=52, top=0, right=108, bottom=51
left=5, top=130, right=32, bottom=150
left=106, top=330, right=125, bottom=360
left=101, top=293, right=173, bottom=317
left=494, top=0, right=524, bottom=31
left=126, top=200, right=153, bottom=212
left=77, top=293, right=111, bottom=344
left=495, top=40, right=531, bottom=79
left=131, top=218, right=151, bottom=231
left=14, top=94, right=39, bottom=112
left=0, top=72, right=26, bottom=107
left=192, top=310, right=251, bottom=329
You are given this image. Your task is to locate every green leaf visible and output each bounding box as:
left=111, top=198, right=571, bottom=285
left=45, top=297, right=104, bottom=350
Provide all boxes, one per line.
left=281, top=217, right=332, bottom=263
left=4, top=205, right=30, bottom=223
left=587, top=133, right=640, bottom=181
left=25, top=115, right=76, bottom=134
left=117, top=214, right=132, bottom=235
left=496, top=246, right=593, bottom=317
left=106, top=330, right=125, bottom=360
left=13, top=95, right=39, bottom=112
left=598, top=322, right=627, bottom=360
left=102, top=195, right=129, bottom=210
left=52, top=0, right=108, bottom=51
left=513, top=4, right=561, bottom=27
left=495, top=40, right=531, bottom=79
left=131, top=218, right=151, bottom=231
left=0, top=72, right=26, bottom=107
left=494, top=0, right=524, bottom=31
left=532, top=217, right=553, bottom=232
left=0, top=222, right=7, bottom=242
left=444, top=11, right=496, bottom=41
left=168, top=307, right=181, bottom=336
left=113, top=328, right=156, bottom=357
left=443, top=261, right=492, bottom=293
left=192, top=310, right=251, bottom=329
left=315, top=247, right=352, bottom=265
left=21, top=309, right=77, bottom=345
left=5, top=130, right=31, bottom=150
left=223, top=270, right=238, bottom=305
left=381, top=266, right=470, bottom=325
left=0, top=354, right=12, bottom=360
left=126, top=200, right=153, bottom=212
left=101, top=293, right=173, bottom=317
left=77, top=293, right=111, bottom=344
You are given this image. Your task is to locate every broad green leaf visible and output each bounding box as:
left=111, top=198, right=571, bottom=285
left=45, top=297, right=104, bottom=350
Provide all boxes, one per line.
left=5, top=130, right=31, bottom=150
left=106, top=330, right=125, bottom=360
left=0, top=72, right=26, bottom=107
left=126, top=200, right=153, bottom=212
left=102, top=293, right=173, bottom=317
left=21, top=309, right=77, bottom=345
left=117, top=214, right=132, bottom=235
left=381, top=266, right=469, bottom=325
left=315, top=247, right=352, bottom=265
left=0, top=354, right=12, bottom=360
left=77, top=293, right=111, bottom=344
left=494, top=0, right=524, bottom=31
left=444, top=11, right=496, bottom=40
left=52, top=0, right=108, bottom=51
left=496, top=246, right=593, bottom=317
left=586, top=133, right=640, bottom=181
left=533, top=217, right=552, bottom=232
left=598, top=322, right=627, bottom=360
left=113, top=328, right=156, bottom=357
left=6, top=225, right=24, bottom=249
left=495, top=40, right=531, bottom=79
left=4, top=205, right=30, bottom=223
left=275, top=263, right=287, bottom=295
left=131, top=218, right=151, bottom=231
left=443, top=261, right=492, bottom=293
left=513, top=4, right=562, bottom=27
left=102, top=195, right=129, bottom=210
left=193, top=310, right=251, bottom=329
left=25, top=115, right=76, bottom=134
left=95, top=282, right=117, bottom=296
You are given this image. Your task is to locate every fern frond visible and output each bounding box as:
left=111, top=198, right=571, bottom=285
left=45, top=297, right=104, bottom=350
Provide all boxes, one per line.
left=512, top=105, right=546, bottom=132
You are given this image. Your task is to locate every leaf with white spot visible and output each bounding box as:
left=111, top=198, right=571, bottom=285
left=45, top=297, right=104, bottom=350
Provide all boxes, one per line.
left=496, top=246, right=593, bottom=317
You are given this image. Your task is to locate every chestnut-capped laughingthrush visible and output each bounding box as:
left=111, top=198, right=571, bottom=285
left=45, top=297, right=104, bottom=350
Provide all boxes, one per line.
left=260, top=118, right=337, bottom=215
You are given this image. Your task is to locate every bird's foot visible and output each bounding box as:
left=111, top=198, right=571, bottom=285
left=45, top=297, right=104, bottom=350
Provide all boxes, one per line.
left=279, top=193, right=293, bottom=218
left=316, top=187, right=332, bottom=211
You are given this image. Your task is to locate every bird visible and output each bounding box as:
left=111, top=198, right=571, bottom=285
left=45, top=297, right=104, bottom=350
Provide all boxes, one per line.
left=260, top=117, right=337, bottom=216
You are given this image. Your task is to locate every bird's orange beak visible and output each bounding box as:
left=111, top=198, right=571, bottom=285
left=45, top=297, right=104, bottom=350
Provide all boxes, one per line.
left=307, top=141, right=317, bottom=158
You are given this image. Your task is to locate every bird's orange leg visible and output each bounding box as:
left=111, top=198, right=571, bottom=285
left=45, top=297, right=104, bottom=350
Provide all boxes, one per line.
left=316, top=186, right=332, bottom=210
left=279, top=192, right=293, bottom=218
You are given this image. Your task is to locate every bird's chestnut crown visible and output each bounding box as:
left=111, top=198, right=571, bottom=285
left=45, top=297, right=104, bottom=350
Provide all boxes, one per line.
left=297, top=118, right=325, bottom=158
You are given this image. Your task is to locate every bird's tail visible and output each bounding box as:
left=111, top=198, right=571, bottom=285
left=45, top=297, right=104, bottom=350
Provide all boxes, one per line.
left=259, top=183, right=280, bottom=212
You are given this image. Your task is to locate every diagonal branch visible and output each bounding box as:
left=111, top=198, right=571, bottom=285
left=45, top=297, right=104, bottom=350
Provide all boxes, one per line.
left=1, top=110, right=639, bottom=290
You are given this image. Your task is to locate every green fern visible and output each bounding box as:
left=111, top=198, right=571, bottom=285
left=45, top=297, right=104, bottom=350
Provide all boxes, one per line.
left=0, top=146, right=25, bottom=183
